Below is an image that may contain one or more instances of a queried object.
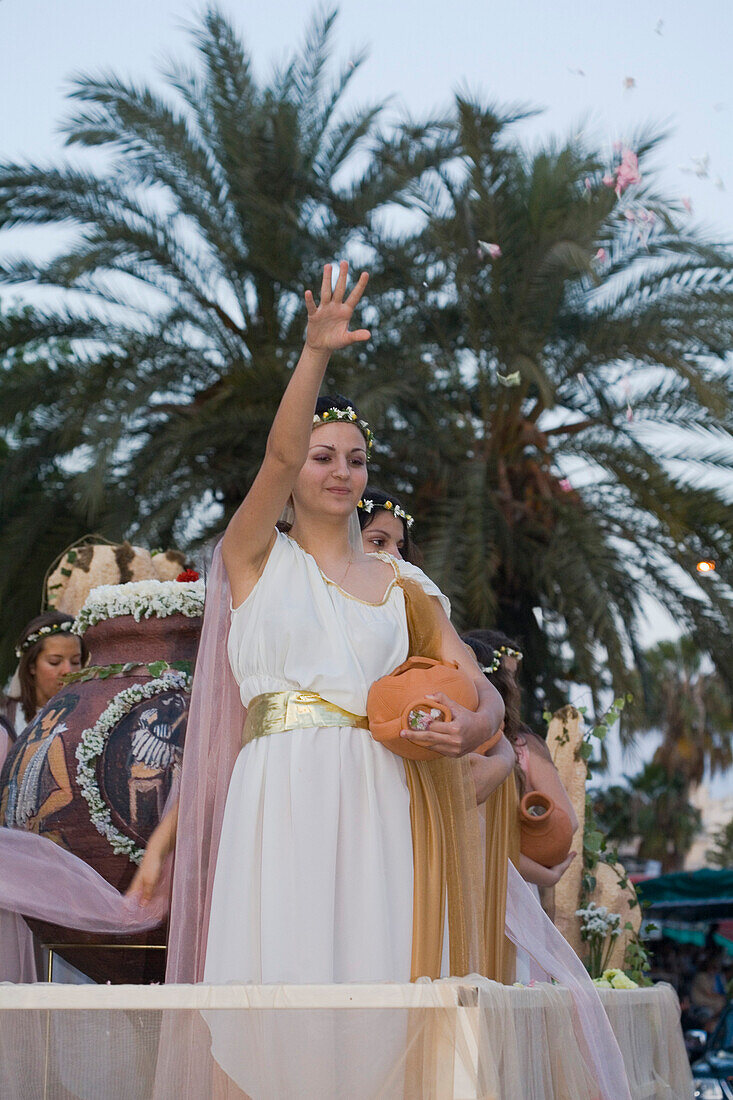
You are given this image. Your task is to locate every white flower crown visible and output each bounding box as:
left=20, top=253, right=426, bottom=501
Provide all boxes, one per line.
left=16, top=620, right=73, bottom=659
left=480, top=645, right=523, bottom=675
left=313, top=406, right=374, bottom=456
left=358, top=497, right=414, bottom=528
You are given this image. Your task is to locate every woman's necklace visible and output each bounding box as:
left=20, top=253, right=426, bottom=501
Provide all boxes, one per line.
left=336, top=557, right=353, bottom=587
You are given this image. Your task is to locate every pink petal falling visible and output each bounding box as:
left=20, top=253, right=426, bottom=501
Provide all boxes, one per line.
left=615, top=149, right=642, bottom=196
left=478, top=240, right=502, bottom=260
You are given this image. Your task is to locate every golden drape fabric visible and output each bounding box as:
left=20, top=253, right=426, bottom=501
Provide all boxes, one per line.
left=483, top=774, right=520, bottom=983
left=397, top=576, right=510, bottom=982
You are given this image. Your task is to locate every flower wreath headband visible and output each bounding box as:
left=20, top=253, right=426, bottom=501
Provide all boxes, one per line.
left=358, top=497, right=414, bottom=529
left=16, top=620, right=73, bottom=659
left=313, top=406, right=374, bottom=458
left=481, top=644, right=523, bottom=675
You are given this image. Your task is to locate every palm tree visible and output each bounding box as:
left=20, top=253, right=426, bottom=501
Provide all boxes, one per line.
left=0, top=317, right=132, bottom=680
left=706, top=819, right=733, bottom=869
left=626, top=636, right=733, bottom=785
left=593, top=763, right=702, bottom=873
left=0, top=7, right=452, bottom=663
left=393, top=100, right=733, bottom=722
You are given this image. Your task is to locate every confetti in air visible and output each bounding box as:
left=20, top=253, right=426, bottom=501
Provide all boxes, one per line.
left=622, top=77, right=636, bottom=91
left=478, top=240, right=502, bottom=260
left=614, top=149, right=641, bottom=196
left=677, top=156, right=708, bottom=179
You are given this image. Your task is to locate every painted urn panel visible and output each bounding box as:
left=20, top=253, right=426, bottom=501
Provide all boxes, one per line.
left=0, top=597, right=202, bottom=983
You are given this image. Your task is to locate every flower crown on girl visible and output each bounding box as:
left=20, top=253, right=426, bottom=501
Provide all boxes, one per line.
left=16, top=620, right=73, bottom=659
left=312, top=406, right=374, bottom=457
left=358, top=497, right=414, bottom=528
left=481, top=644, right=523, bottom=675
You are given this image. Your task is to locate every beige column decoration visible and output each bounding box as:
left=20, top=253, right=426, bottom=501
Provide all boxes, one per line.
left=547, top=706, right=586, bottom=954
left=547, top=705, right=642, bottom=967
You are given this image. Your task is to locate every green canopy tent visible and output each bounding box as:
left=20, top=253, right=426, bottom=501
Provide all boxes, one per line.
left=638, top=868, right=733, bottom=921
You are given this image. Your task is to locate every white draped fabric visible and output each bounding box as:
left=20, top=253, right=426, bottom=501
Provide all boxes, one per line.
left=0, top=980, right=692, bottom=1100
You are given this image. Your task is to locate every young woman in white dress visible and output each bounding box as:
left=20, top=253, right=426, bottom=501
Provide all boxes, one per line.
left=203, top=261, right=508, bottom=989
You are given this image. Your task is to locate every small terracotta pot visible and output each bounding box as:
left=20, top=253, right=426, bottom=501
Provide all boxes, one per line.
left=518, top=791, right=574, bottom=868
left=367, top=656, right=479, bottom=760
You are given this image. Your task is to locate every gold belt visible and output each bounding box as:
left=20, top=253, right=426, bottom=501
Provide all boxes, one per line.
left=243, top=690, right=369, bottom=745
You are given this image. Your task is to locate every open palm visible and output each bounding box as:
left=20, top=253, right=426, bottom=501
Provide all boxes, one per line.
left=305, top=261, right=371, bottom=352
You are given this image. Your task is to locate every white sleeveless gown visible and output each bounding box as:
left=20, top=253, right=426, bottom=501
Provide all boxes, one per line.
left=204, top=530, right=449, bottom=986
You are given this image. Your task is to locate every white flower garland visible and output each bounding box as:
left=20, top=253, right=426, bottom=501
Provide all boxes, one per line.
left=75, top=670, right=191, bottom=864
left=73, top=579, right=205, bottom=635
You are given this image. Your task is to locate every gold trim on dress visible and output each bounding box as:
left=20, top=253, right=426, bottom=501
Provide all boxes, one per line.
left=320, top=573, right=399, bottom=607
left=243, top=691, right=369, bottom=745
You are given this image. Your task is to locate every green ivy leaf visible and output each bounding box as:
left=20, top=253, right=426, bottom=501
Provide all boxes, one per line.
left=147, top=660, right=167, bottom=678
left=585, top=830, right=604, bottom=853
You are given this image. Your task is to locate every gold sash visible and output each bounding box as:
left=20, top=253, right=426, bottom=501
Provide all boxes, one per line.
left=243, top=691, right=369, bottom=746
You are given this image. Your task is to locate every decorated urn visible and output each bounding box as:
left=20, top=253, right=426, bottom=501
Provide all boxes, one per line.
left=0, top=574, right=204, bottom=982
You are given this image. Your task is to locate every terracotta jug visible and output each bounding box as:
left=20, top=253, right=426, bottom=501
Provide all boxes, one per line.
left=367, top=656, right=480, bottom=760
left=518, top=791, right=574, bottom=868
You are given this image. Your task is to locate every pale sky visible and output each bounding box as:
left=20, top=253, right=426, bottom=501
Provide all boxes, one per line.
left=2, top=0, right=731, bottom=234
left=2, top=0, right=732, bottom=793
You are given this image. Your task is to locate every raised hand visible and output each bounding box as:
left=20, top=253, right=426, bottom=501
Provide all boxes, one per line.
left=305, top=261, right=371, bottom=353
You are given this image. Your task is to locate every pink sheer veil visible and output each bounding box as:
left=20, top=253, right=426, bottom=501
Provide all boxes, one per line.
left=165, top=541, right=244, bottom=982
left=504, top=862, right=631, bottom=1100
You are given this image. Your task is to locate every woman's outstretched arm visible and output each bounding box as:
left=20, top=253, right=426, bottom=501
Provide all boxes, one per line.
left=222, top=262, right=370, bottom=607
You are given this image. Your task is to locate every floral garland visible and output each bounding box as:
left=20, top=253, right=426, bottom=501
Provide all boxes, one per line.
left=480, top=644, right=524, bottom=675
left=73, top=579, right=205, bottom=635
left=75, top=669, right=191, bottom=864
left=358, top=497, right=414, bottom=528
left=15, top=620, right=73, bottom=658
left=313, top=406, right=374, bottom=456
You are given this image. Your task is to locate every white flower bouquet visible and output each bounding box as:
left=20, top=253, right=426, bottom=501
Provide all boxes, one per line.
left=73, top=579, right=205, bottom=635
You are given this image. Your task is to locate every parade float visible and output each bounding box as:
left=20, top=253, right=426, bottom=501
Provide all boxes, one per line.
left=0, top=541, right=204, bottom=982
left=0, top=551, right=693, bottom=1097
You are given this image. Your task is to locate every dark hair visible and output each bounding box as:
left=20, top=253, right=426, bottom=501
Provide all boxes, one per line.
left=357, top=487, right=422, bottom=566
left=463, top=628, right=551, bottom=787
left=462, top=629, right=523, bottom=746
left=10, top=612, right=87, bottom=722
